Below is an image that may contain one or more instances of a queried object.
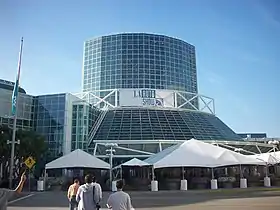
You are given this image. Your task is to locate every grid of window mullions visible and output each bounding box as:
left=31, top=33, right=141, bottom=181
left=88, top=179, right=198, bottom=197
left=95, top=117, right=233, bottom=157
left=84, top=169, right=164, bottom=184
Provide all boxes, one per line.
left=169, top=111, right=191, bottom=140
left=161, top=111, right=176, bottom=140
left=83, top=34, right=198, bottom=94
left=209, top=117, right=237, bottom=139
left=105, top=111, right=122, bottom=140
left=92, top=108, right=241, bottom=141
left=150, top=110, right=164, bottom=139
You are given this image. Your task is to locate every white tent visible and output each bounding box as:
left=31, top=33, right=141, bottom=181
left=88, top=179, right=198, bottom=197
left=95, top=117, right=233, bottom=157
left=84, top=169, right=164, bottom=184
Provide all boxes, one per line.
left=273, top=151, right=280, bottom=161
left=45, top=149, right=110, bottom=170
left=121, top=158, right=150, bottom=167
left=113, top=158, right=150, bottom=170
left=250, top=152, right=280, bottom=165
left=145, top=139, right=265, bottom=169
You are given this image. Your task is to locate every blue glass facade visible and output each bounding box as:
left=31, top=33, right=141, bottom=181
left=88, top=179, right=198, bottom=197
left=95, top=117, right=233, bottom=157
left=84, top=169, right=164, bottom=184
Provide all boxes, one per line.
left=33, top=94, right=67, bottom=160
left=83, top=33, right=197, bottom=93
left=0, top=79, right=33, bottom=130
left=71, top=103, right=99, bottom=151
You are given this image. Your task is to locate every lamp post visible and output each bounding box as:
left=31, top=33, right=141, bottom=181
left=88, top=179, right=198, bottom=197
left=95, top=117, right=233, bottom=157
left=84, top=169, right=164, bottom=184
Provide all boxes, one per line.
left=105, top=143, right=118, bottom=190
left=268, top=140, right=280, bottom=152
left=6, top=117, right=21, bottom=189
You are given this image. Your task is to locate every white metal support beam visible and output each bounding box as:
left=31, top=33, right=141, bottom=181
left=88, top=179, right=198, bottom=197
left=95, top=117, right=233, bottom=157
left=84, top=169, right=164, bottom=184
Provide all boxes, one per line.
left=97, top=143, right=154, bottom=155
left=88, top=139, right=277, bottom=158
left=218, top=143, right=257, bottom=155
left=73, top=89, right=216, bottom=114
left=176, top=92, right=198, bottom=110
left=199, top=96, right=214, bottom=114
left=92, top=90, right=116, bottom=108
left=159, top=142, right=162, bottom=152
left=93, top=143, right=98, bottom=156
left=255, top=145, right=262, bottom=154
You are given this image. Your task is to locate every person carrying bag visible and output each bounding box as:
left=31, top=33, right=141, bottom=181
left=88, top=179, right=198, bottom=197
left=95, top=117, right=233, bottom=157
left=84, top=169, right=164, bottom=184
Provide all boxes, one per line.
left=76, top=175, right=102, bottom=210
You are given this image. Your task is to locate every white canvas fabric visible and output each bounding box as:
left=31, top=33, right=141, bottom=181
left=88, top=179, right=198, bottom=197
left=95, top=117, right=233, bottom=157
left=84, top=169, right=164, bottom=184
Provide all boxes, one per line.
left=45, top=149, right=110, bottom=169
left=145, top=139, right=266, bottom=169
left=113, top=158, right=149, bottom=170
left=273, top=151, right=280, bottom=161
left=250, top=152, right=280, bottom=165
left=121, top=158, right=149, bottom=167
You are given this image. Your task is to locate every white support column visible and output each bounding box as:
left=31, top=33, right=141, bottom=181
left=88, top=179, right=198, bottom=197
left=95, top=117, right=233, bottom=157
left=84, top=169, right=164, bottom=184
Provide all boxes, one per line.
left=211, top=168, right=218, bottom=190
left=240, top=178, right=247, bottom=189
left=180, top=167, right=187, bottom=191
left=159, top=142, right=162, bottom=152
left=174, top=92, right=178, bottom=108
left=151, top=166, right=158, bottom=191
left=115, top=89, right=118, bottom=107
left=93, top=143, right=98, bottom=156
left=264, top=176, right=271, bottom=187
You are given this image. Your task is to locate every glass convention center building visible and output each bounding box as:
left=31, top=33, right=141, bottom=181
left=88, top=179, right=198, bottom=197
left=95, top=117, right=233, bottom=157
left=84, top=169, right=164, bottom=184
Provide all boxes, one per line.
left=0, top=33, right=277, bottom=163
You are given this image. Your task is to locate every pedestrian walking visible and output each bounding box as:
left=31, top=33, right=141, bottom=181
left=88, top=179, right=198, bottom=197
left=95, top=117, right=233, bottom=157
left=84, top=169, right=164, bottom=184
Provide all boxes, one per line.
left=76, top=174, right=102, bottom=210
left=0, top=172, right=26, bottom=210
left=107, top=179, right=133, bottom=210
left=92, top=176, right=102, bottom=210
left=67, top=178, right=80, bottom=210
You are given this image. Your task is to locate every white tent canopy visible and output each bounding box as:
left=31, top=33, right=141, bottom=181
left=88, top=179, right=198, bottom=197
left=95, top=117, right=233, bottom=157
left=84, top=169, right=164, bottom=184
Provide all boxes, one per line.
left=145, top=139, right=266, bottom=169
left=250, top=152, right=280, bottom=165
left=121, top=158, right=150, bottom=167
left=273, top=151, right=280, bottom=160
left=113, top=158, right=150, bottom=170
left=45, top=149, right=110, bottom=170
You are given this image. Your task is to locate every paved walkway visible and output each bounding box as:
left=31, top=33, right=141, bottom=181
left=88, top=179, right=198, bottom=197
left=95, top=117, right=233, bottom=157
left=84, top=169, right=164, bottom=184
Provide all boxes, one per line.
left=8, top=189, right=280, bottom=210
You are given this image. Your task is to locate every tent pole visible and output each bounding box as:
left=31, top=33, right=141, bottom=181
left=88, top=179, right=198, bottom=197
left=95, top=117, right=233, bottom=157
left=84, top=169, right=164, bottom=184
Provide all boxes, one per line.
left=211, top=168, right=214, bottom=179
left=265, top=164, right=268, bottom=177
left=182, top=167, right=185, bottom=180
left=43, top=168, right=47, bottom=191
left=239, top=165, right=243, bottom=178
left=152, top=166, right=155, bottom=181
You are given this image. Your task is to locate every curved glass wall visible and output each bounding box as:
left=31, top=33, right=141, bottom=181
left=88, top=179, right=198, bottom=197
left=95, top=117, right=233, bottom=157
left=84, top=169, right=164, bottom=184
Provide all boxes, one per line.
left=83, top=33, right=197, bottom=93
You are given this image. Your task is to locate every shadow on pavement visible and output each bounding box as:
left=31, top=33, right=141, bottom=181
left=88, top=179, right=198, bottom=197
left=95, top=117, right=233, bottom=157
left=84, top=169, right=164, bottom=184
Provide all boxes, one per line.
left=9, top=188, right=280, bottom=209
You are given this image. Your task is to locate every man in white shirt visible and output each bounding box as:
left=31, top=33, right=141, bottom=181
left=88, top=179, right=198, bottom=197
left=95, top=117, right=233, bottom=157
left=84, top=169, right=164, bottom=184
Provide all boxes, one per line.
left=107, top=180, right=133, bottom=210
left=76, top=175, right=102, bottom=210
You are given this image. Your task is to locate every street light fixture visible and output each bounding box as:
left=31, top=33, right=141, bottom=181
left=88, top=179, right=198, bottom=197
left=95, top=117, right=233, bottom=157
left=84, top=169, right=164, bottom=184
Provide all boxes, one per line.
left=105, top=143, right=118, bottom=190
left=268, top=140, right=280, bottom=151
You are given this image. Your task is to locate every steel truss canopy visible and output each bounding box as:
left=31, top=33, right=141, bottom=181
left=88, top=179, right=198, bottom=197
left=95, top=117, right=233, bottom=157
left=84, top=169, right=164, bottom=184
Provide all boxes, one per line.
left=73, top=88, right=215, bottom=114
left=89, top=139, right=279, bottom=159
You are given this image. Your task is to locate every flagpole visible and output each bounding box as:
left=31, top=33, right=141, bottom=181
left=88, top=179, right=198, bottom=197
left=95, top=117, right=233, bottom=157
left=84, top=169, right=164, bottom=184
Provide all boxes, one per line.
left=8, top=37, right=24, bottom=189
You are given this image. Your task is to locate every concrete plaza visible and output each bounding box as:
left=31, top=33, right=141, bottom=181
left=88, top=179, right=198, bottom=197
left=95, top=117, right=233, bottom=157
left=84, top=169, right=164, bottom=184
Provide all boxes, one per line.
left=8, top=188, right=280, bottom=210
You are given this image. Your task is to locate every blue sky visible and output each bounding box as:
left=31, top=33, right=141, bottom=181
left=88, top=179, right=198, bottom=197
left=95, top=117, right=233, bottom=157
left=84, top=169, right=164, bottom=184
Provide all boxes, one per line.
left=0, top=0, right=279, bottom=137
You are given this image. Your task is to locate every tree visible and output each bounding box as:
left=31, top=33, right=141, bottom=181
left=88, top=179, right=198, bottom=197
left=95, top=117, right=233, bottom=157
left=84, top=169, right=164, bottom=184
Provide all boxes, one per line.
left=0, top=125, right=12, bottom=179
left=0, top=125, right=47, bottom=179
